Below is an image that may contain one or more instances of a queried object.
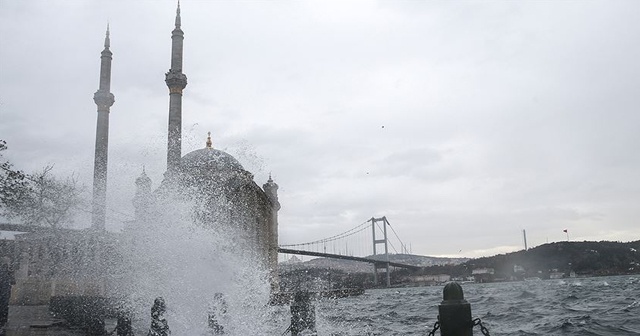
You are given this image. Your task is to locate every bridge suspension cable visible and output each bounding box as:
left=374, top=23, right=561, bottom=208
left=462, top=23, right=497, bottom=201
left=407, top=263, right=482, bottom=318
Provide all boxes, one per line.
left=386, top=219, right=408, bottom=254
left=385, top=218, right=408, bottom=254
left=279, top=219, right=371, bottom=248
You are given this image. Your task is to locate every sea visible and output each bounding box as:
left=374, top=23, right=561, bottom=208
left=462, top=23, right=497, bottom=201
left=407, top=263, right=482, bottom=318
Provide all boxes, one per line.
left=304, top=275, right=640, bottom=335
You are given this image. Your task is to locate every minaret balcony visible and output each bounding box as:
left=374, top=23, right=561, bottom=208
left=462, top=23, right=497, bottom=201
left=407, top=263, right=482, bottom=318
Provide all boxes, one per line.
left=165, top=70, right=188, bottom=91
left=93, top=91, right=115, bottom=108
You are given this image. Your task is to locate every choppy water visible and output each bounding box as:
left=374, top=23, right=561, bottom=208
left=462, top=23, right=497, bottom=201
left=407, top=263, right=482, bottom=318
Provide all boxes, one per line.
left=305, top=275, right=640, bottom=335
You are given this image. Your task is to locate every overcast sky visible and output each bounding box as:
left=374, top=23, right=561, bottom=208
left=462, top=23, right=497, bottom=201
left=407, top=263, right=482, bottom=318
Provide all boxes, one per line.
left=1, top=1, right=639, bottom=258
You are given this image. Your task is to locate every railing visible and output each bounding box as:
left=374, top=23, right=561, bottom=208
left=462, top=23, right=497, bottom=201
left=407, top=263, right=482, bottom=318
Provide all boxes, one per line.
left=283, top=282, right=491, bottom=336
left=49, top=282, right=490, bottom=335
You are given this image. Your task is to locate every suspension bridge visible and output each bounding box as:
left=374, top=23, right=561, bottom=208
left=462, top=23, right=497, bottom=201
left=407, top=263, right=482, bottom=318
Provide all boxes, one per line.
left=278, top=216, right=419, bottom=287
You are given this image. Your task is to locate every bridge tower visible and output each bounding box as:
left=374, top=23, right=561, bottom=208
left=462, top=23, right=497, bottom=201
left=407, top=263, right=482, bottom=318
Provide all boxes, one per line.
left=371, top=216, right=390, bottom=287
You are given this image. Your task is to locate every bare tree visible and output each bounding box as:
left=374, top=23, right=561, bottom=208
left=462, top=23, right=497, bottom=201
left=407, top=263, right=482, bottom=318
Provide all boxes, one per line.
left=0, top=140, right=84, bottom=228
left=0, top=140, right=30, bottom=218
left=0, top=140, right=29, bottom=209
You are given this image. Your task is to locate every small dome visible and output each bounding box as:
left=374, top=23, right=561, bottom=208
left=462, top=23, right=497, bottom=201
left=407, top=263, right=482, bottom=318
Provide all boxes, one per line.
left=135, top=170, right=152, bottom=186
left=181, top=148, right=245, bottom=173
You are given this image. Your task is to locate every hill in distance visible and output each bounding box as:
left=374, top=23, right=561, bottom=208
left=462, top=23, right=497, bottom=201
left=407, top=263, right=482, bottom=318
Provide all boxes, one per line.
left=462, top=240, right=640, bottom=278
left=280, top=240, right=640, bottom=278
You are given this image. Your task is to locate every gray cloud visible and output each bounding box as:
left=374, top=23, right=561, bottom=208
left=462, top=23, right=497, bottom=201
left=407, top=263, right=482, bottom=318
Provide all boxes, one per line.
left=2, top=1, right=640, bottom=258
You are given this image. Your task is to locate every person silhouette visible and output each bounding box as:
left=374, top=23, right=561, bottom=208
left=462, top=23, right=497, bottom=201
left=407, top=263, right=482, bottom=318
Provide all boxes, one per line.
left=148, top=297, right=170, bottom=336
left=0, top=258, right=15, bottom=330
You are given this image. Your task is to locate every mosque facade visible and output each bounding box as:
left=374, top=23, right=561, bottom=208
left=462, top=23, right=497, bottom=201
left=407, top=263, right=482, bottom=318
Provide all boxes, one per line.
left=127, top=3, right=281, bottom=286
left=6, top=3, right=281, bottom=304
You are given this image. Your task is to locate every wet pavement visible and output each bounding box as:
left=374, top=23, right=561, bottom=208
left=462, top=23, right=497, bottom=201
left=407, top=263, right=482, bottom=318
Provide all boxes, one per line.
left=4, top=306, right=90, bottom=336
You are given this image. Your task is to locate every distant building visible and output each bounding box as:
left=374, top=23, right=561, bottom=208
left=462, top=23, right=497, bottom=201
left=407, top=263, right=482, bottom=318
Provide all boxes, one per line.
left=472, top=268, right=495, bottom=283
left=472, top=268, right=495, bottom=275
left=549, top=272, right=565, bottom=279
left=405, top=274, right=451, bottom=286
left=281, top=255, right=302, bottom=264
left=451, top=276, right=475, bottom=282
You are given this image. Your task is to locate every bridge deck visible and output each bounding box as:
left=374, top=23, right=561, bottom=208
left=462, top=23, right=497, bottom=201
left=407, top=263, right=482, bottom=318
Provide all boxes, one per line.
left=278, top=248, right=419, bottom=270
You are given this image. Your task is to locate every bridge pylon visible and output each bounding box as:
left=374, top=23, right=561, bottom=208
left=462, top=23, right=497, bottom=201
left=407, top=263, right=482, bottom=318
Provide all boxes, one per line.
left=371, top=216, right=391, bottom=287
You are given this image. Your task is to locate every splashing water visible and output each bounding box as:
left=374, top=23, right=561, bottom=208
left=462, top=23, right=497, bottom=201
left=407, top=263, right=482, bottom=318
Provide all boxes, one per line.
left=114, top=191, right=277, bottom=335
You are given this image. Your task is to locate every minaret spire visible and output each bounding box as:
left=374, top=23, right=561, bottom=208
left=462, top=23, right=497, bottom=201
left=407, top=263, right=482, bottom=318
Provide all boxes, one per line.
left=206, top=132, right=212, bottom=148
left=175, top=1, right=181, bottom=28
left=92, top=24, right=115, bottom=230
left=165, top=1, right=188, bottom=174
left=104, top=23, right=110, bottom=48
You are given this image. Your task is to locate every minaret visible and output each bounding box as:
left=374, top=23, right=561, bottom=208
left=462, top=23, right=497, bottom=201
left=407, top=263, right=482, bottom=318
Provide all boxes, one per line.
left=92, top=25, right=115, bottom=230
left=263, top=174, right=281, bottom=213
left=263, top=173, right=281, bottom=252
left=165, top=2, right=188, bottom=173
left=133, top=167, right=153, bottom=221
left=263, top=174, right=281, bottom=290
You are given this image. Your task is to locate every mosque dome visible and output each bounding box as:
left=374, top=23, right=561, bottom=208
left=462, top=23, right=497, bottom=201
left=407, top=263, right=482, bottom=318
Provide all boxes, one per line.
left=181, top=147, right=244, bottom=173
left=180, top=132, right=247, bottom=178
left=135, top=169, right=152, bottom=186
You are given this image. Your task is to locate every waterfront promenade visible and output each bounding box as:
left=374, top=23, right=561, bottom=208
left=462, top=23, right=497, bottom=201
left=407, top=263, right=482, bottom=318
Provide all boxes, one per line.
left=4, top=306, right=86, bottom=336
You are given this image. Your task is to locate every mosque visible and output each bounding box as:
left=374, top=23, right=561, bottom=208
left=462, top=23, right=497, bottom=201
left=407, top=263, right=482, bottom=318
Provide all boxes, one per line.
left=8, top=3, right=281, bottom=304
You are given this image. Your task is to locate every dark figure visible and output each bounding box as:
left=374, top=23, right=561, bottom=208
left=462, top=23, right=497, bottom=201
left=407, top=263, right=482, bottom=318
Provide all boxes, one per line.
left=290, top=291, right=316, bottom=336
left=0, top=262, right=15, bottom=329
left=147, top=297, right=170, bottom=336
left=207, top=313, right=224, bottom=335
left=207, top=293, right=227, bottom=335
left=116, top=311, right=134, bottom=336
left=86, top=315, right=106, bottom=336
